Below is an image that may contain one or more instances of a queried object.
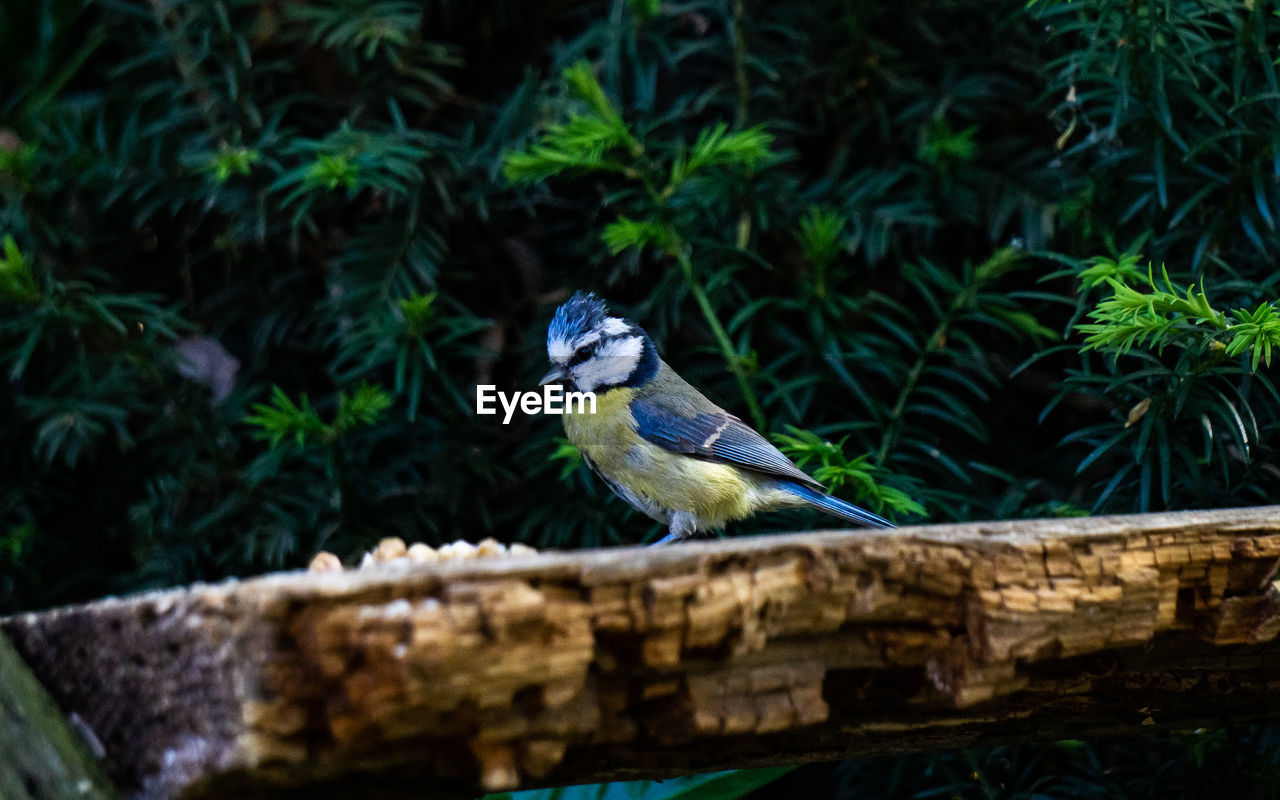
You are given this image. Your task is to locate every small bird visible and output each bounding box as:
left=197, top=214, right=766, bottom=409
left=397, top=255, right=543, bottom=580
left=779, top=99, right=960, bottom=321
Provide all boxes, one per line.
left=540, top=292, right=893, bottom=544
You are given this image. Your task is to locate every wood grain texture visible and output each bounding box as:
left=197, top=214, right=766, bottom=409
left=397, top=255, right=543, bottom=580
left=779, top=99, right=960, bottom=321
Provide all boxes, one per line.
left=6, top=506, right=1280, bottom=799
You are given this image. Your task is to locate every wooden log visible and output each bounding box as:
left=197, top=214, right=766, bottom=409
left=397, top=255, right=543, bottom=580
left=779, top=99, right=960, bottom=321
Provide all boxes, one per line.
left=5, top=506, right=1280, bottom=799
left=0, top=630, right=120, bottom=800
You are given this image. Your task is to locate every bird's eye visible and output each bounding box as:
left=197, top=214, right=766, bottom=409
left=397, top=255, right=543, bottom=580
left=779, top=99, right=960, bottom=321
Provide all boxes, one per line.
left=568, top=342, right=597, bottom=366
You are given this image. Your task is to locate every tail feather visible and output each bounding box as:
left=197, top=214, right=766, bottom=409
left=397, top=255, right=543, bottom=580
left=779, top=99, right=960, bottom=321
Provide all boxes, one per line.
left=781, top=482, right=895, bottom=529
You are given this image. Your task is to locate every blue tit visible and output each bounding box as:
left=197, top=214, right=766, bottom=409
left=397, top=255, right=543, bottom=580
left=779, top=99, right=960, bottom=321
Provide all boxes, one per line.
left=539, top=292, right=893, bottom=544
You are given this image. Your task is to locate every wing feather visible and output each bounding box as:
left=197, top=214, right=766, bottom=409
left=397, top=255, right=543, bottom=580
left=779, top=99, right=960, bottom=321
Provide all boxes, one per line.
left=630, top=399, right=824, bottom=491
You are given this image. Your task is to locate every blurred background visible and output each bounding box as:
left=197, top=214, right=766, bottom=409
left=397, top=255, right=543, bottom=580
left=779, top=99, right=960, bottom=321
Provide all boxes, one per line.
left=3, top=0, right=1280, bottom=795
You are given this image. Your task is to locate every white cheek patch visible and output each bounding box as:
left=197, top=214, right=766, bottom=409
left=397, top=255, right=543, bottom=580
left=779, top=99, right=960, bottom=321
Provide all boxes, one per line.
left=572, top=335, right=643, bottom=392
left=600, top=334, right=643, bottom=362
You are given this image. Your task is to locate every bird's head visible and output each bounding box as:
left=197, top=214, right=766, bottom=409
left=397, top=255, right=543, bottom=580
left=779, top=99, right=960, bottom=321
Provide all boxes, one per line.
left=541, top=292, right=658, bottom=394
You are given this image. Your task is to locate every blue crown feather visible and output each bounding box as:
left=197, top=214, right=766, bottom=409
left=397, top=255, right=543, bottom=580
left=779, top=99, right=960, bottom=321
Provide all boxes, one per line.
left=548, top=291, right=611, bottom=343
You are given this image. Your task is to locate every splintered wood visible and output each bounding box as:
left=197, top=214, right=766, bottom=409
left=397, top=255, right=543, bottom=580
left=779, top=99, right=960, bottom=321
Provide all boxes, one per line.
left=6, top=507, right=1280, bottom=799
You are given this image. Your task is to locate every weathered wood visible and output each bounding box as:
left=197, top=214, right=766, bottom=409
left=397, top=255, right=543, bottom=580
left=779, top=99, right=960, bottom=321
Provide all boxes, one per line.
left=0, top=630, right=120, bottom=800
left=6, top=506, right=1280, bottom=799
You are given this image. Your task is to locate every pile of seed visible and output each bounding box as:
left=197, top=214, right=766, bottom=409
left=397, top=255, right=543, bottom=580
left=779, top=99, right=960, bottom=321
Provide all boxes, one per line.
left=308, top=537, right=538, bottom=573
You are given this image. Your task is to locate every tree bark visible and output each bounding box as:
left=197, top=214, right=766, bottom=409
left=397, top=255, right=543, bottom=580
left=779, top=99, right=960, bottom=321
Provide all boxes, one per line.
left=0, top=630, right=120, bottom=800
left=5, top=506, right=1280, bottom=799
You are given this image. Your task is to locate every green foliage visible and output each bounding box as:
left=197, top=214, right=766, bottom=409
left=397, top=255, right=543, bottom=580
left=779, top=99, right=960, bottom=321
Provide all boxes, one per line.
left=1076, top=253, right=1146, bottom=290
left=194, top=144, right=261, bottom=184
left=0, top=235, right=38, bottom=303
left=504, top=63, right=773, bottom=196
left=1078, top=261, right=1280, bottom=372
left=1035, top=253, right=1280, bottom=513
left=795, top=206, right=846, bottom=279
left=1034, top=0, right=1280, bottom=269
left=272, top=123, right=435, bottom=211
left=287, top=1, right=422, bottom=62
left=246, top=383, right=392, bottom=449
left=503, top=62, right=640, bottom=185
left=0, top=522, right=33, bottom=564
left=916, top=118, right=978, bottom=167
left=246, top=387, right=329, bottom=449
left=773, top=427, right=925, bottom=518
left=601, top=216, right=668, bottom=256
left=1228, top=305, right=1280, bottom=370
left=549, top=438, right=585, bottom=481
left=668, top=123, right=774, bottom=186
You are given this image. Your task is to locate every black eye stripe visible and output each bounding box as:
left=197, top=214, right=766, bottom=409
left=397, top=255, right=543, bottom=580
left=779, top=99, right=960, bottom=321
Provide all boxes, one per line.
left=568, top=340, right=599, bottom=366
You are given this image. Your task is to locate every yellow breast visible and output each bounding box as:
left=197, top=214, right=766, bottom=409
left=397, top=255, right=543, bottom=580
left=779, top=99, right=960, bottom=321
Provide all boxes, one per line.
left=562, top=388, right=760, bottom=527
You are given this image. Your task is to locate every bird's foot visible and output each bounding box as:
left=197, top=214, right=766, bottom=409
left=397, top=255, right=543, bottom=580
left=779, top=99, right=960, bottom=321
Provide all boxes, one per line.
left=649, top=530, right=691, bottom=546
left=648, top=511, right=698, bottom=546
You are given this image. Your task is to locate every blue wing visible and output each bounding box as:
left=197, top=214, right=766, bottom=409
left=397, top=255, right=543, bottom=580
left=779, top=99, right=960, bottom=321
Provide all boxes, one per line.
left=630, top=399, right=824, bottom=491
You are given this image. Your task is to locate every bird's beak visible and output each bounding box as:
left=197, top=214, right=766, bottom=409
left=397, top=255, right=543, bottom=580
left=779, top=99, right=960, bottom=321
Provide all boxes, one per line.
left=539, top=367, right=567, bottom=386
